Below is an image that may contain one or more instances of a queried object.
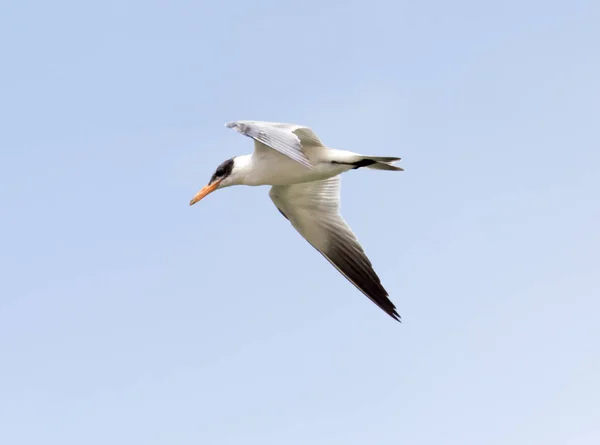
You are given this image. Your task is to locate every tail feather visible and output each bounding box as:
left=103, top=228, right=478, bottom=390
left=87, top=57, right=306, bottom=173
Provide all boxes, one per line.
left=365, top=156, right=402, bottom=163
left=330, top=152, right=404, bottom=171
left=359, top=155, right=404, bottom=171
left=366, top=161, right=404, bottom=171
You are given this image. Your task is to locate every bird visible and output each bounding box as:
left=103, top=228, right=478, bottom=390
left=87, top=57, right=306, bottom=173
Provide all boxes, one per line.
left=189, top=120, right=404, bottom=321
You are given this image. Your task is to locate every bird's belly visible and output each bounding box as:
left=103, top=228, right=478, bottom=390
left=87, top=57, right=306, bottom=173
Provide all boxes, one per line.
left=249, top=153, right=349, bottom=186
left=269, top=166, right=344, bottom=185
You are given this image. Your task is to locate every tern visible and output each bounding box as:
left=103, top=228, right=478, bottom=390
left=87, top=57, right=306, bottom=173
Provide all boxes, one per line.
left=190, top=121, right=403, bottom=321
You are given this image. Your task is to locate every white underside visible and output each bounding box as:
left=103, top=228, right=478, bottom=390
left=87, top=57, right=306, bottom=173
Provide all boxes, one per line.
left=238, top=142, right=356, bottom=186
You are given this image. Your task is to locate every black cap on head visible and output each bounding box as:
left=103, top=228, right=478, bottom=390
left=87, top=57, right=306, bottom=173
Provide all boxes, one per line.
left=209, top=158, right=234, bottom=184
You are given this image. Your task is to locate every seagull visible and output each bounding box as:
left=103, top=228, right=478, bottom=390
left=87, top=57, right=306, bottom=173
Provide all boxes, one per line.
left=190, top=121, right=404, bottom=321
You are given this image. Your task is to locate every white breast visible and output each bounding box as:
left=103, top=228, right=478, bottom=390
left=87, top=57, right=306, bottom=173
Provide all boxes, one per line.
left=245, top=147, right=351, bottom=186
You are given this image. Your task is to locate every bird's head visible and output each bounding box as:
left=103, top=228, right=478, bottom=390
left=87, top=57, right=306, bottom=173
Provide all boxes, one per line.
left=189, top=157, right=240, bottom=206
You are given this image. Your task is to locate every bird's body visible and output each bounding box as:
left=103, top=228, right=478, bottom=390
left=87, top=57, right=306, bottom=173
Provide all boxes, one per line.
left=190, top=120, right=404, bottom=321
left=225, top=147, right=353, bottom=186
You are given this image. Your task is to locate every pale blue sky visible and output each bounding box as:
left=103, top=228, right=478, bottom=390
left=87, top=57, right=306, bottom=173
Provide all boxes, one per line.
left=1, top=1, right=599, bottom=444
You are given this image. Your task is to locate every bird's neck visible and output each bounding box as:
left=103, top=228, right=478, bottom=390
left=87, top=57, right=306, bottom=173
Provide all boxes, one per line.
left=230, top=154, right=258, bottom=186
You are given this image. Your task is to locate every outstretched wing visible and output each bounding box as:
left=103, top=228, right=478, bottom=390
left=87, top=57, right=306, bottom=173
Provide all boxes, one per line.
left=226, top=120, right=325, bottom=169
left=269, top=176, right=400, bottom=321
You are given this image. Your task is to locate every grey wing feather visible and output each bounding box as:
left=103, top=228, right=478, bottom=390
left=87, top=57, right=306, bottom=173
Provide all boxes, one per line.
left=269, top=176, right=400, bottom=321
left=226, top=120, right=324, bottom=169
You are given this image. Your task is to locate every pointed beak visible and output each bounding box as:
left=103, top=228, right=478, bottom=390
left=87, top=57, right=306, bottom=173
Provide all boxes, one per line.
left=189, top=180, right=221, bottom=206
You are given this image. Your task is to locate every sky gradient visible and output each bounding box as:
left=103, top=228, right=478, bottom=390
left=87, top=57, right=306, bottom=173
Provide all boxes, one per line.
left=1, top=1, right=599, bottom=444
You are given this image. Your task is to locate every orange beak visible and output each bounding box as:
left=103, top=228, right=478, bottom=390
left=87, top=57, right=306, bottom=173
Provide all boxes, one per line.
left=189, top=180, right=221, bottom=206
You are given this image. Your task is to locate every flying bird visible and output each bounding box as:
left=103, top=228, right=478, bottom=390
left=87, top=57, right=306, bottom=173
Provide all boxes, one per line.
left=190, top=121, right=403, bottom=321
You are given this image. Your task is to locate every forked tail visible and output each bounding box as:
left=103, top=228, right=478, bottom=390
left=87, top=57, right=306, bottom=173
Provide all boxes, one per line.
left=359, top=155, right=404, bottom=171
left=334, top=155, right=403, bottom=171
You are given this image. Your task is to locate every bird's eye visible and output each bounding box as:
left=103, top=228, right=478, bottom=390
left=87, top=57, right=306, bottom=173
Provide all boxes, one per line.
left=210, top=158, right=234, bottom=183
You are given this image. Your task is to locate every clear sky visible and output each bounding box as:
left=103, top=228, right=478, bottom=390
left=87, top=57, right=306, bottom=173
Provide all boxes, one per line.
left=1, top=1, right=599, bottom=444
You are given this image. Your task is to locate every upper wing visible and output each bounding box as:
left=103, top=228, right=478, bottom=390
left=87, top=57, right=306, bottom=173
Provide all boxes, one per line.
left=269, top=176, right=400, bottom=321
left=226, top=120, right=325, bottom=169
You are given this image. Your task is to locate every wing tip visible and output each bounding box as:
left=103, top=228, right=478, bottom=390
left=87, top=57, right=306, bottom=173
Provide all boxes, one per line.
left=379, top=294, right=401, bottom=322
left=370, top=289, right=401, bottom=322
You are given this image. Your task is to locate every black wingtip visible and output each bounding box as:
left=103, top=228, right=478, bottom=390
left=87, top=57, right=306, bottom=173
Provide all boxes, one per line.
left=386, top=305, right=402, bottom=322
